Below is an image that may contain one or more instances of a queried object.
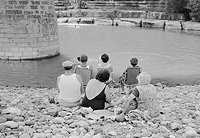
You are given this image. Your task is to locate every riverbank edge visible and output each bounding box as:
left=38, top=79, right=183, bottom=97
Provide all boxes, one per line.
left=57, top=17, right=200, bottom=32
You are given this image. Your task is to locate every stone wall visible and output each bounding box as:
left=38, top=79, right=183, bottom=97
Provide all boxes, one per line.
left=86, top=0, right=165, bottom=11
left=0, top=0, right=60, bottom=60
left=56, top=10, right=166, bottom=20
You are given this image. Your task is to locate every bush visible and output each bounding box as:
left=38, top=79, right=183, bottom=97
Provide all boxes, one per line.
left=188, top=0, right=200, bottom=22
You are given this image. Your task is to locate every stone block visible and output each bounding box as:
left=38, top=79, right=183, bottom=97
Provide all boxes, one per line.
left=21, top=38, right=34, bottom=43
left=1, top=47, right=10, bottom=52
left=50, top=40, right=59, bottom=45
left=14, top=52, right=23, bottom=57
left=0, top=52, right=5, bottom=56
left=9, top=38, right=22, bottom=43
left=3, top=42, right=17, bottom=47
left=16, top=34, right=29, bottom=38
left=0, top=29, right=9, bottom=33
left=4, top=34, right=18, bottom=38
left=0, top=33, right=4, bottom=37
left=17, top=43, right=30, bottom=47
left=19, top=48, right=33, bottom=52
left=5, top=52, right=14, bottom=57
left=29, top=42, right=39, bottom=47
left=0, top=38, right=9, bottom=42
left=23, top=51, right=38, bottom=57
left=20, top=56, right=33, bottom=60
left=8, top=56, right=21, bottom=60
left=10, top=48, right=19, bottom=52
left=32, top=48, right=39, bottom=52
left=0, top=56, right=9, bottom=60
left=38, top=41, right=50, bottom=46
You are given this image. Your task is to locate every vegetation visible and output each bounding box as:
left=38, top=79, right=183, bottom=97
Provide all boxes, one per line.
left=164, top=0, right=190, bottom=20
left=188, top=0, right=200, bottom=22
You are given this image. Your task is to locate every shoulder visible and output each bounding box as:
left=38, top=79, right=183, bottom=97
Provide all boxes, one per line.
left=89, top=65, right=93, bottom=70
left=97, top=63, right=102, bottom=67
left=75, top=74, right=82, bottom=82
left=57, top=75, right=62, bottom=83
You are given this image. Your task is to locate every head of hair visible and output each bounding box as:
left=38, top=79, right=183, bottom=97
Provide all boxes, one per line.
left=130, top=57, right=138, bottom=67
left=137, top=72, right=151, bottom=85
left=96, top=69, right=110, bottom=82
left=77, top=57, right=80, bottom=61
left=80, top=54, right=88, bottom=63
left=101, top=53, right=109, bottom=63
left=64, top=66, right=72, bottom=70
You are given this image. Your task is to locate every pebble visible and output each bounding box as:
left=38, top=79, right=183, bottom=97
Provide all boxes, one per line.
left=48, top=109, right=59, bottom=116
left=4, top=121, right=18, bottom=128
left=0, top=123, right=6, bottom=130
left=0, top=116, right=7, bottom=123
left=12, top=116, right=24, bottom=122
left=58, top=111, right=69, bottom=117
left=53, top=117, right=65, bottom=124
left=171, top=122, right=182, bottom=130
left=185, top=130, right=197, bottom=138
left=2, top=107, right=22, bottom=115
left=19, top=133, right=31, bottom=138
left=52, top=135, right=64, bottom=138
left=25, top=121, right=35, bottom=126
left=2, top=114, right=16, bottom=121
left=0, top=85, right=200, bottom=137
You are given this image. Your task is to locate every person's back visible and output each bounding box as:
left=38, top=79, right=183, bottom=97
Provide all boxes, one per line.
left=119, top=57, right=141, bottom=91
left=81, top=70, right=111, bottom=110
left=136, top=84, right=160, bottom=118
left=58, top=74, right=81, bottom=102
left=76, top=54, right=93, bottom=70
left=82, top=79, right=107, bottom=110
left=97, top=53, right=113, bottom=73
left=57, top=60, right=83, bottom=107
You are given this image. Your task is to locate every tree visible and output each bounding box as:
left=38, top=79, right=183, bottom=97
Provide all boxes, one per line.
left=188, top=0, right=200, bottom=22
left=165, top=0, right=190, bottom=20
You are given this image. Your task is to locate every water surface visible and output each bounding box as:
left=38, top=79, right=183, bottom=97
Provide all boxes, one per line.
left=0, top=24, right=200, bottom=87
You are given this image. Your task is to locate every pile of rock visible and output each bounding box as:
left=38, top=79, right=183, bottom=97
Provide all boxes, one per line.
left=0, top=85, right=200, bottom=138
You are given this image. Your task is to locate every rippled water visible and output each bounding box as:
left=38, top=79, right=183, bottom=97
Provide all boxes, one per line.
left=1, top=24, right=200, bottom=88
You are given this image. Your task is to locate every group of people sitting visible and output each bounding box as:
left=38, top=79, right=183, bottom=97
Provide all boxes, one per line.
left=55, top=53, right=161, bottom=121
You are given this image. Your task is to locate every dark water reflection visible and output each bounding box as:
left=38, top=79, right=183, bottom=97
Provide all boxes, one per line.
left=0, top=24, right=200, bottom=88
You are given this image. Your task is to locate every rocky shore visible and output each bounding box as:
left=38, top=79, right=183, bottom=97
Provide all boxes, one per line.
left=1, top=84, right=200, bottom=138
left=56, top=9, right=200, bottom=34
left=57, top=17, right=200, bottom=34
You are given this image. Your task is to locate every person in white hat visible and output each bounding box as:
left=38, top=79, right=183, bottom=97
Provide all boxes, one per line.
left=56, top=60, right=83, bottom=107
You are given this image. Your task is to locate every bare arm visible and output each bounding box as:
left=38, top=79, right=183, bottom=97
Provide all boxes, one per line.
left=57, top=76, right=61, bottom=93
left=76, top=74, right=84, bottom=94
left=104, top=85, right=111, bottom=103
left=110, top=95, right=126, bottom=106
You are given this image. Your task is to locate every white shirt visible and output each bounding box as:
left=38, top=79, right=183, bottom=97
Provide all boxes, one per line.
left=58, top=74, right=81, bottom=102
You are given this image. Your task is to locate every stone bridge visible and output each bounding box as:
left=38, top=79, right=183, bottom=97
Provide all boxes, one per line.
left=0, top=0, right=60, bottom=60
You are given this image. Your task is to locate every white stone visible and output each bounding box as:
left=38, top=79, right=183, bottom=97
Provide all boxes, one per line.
left=2, top=107, right=22, bottom=115
left=185, top=130, right=197, bottom=138
left=19, top=133, right=31, bottom=138
left=171, top=122, right=182, bottom=130
left=83, top=133, right=93, bottom=138
left=4, top=121, right=18, bottom=128
left=52, top=134, right=64, bottom=138
left=53, top=117, right=65, bottom=124
left=69, top=135, right=80, bottom=138
left=58, top=111, right=68, bottom=117
left=108, top=131, right=117, bottom=136
left=92, top=133, right=101, bottom=138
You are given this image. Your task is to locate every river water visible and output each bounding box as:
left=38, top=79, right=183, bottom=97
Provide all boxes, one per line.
left=0, top=24, right=200, bottom=88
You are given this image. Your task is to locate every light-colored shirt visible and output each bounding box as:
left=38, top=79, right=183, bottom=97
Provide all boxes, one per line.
left=136, top=84, right=161, bottom=118
left=58, top=74, right=81, bottom=103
